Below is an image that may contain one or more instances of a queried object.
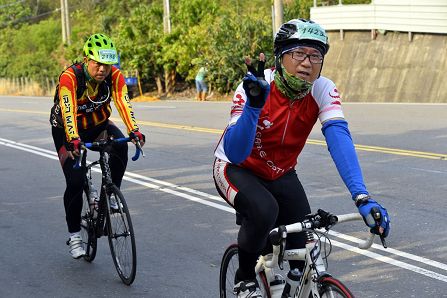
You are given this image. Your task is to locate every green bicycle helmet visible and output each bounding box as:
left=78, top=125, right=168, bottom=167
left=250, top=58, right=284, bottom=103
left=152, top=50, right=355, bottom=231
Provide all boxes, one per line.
left=274, top=19, right=329, bottom=57
left=83, top=33, right=118, bottom=65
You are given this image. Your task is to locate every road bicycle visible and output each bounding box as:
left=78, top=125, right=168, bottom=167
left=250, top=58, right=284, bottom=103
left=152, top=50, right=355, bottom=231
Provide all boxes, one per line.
left=220, top=209, right=383, bottom=298
left=77, top=136, right=144, bottom=285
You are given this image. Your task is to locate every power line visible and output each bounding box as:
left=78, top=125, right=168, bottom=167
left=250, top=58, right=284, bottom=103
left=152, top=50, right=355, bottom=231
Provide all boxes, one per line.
left=0, top=8, right=61, bottom=29
left=0, top=0, right=25, bottom=9
left=1, top=1, right=86, bottom=30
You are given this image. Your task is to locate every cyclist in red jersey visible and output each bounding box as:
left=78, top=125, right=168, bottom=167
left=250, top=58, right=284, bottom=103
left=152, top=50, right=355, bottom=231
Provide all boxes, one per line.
left=50, top=33, right=145, bottom=259
left=213, top=19, right=390, bottom=298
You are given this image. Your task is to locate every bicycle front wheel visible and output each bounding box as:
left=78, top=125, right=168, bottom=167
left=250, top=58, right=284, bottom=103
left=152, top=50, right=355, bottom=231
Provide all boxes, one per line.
left=317, top=276, right=354, bottom=298
left=106, top=185, right=136, bottom=285
left=219, top=244, right=239, bottom=298
left=80, top=189, right=97, bottom=262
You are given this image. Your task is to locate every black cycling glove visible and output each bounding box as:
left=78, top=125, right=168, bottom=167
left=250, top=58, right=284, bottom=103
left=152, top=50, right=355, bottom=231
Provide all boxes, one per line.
left=242, top=53, right=270, bottom=108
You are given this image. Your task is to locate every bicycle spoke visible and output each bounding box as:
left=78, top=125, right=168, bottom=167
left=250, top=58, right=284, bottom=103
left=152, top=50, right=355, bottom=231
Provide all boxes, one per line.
left=226, top=257, right=237, bottom=293
left=80, top=189, right=97, bottom=262
left=106, top=186, right=136, bottom=285
left=220, top=245, right=239, bottom=298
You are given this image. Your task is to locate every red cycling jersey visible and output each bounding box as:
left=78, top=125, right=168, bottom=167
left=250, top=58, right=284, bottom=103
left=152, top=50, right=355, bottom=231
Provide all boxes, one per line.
left=215, top=69, right=345, bottom=180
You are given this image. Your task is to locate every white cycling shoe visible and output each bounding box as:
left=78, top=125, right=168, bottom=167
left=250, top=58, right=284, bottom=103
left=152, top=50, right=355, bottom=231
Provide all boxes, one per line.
left=109, top=193, right=123, bottom=212
left=67, top=234, right=85, bottom=259
left=233, top=280, right=262, bottom=298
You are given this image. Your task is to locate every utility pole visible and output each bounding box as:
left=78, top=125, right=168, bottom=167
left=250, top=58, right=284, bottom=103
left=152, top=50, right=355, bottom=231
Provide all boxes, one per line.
left=163, top=0, right=171, bottom=34
left=162, top=0, right=172, bottom=95
left=60, top=0, right=66, bottom=44
left=64, top=0, right=71, bottom=45
left=273, top=0, right=284, bottom=33
left=60, top=0, right=71, bottom=45
left=272, top=0, right=284, bottom=39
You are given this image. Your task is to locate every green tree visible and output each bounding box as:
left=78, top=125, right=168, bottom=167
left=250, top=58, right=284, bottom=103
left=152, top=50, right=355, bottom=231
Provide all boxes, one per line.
left=2, top=0, right=357, bottom=97
left=1, top=18, right=60, bottom=80
left=115, top=2, right=165, bottom=95
left=0, top=0, right=32, bottom=28
left=165, top=0, right=273, bottom=94
left=161, top=0, right=219, bottom=94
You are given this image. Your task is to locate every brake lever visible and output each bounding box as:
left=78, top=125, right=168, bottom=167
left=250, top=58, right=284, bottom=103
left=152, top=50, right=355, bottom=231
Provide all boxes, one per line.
left=371, top=207, right=388, bottom=248
left=131, top=139, right=145, bottom=161
left=73, top=146, right=85, bottom=169
left=136, top=140, right=145, bottom=157
left=277, top=225, right=287, bottom=270
left=379, top=235, right=387, bottom=248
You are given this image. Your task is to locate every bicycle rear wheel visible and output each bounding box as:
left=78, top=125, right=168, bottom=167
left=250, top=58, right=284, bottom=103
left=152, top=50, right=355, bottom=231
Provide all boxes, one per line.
left=317, top=276, right=354, bottom=298
left=80, top=189, right=97, bottom=262
left=219, top=244, right=239, bottom=298
left=106, top=185, right=136, bottom=285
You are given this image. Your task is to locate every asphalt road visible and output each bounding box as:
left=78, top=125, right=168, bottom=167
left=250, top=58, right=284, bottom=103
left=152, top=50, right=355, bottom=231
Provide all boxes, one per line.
left=0, top=96, right=446, bottom=297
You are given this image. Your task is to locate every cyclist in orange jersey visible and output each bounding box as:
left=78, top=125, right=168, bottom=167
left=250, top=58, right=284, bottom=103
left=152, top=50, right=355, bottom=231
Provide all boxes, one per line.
left=50, top=33, right=145, bottom=258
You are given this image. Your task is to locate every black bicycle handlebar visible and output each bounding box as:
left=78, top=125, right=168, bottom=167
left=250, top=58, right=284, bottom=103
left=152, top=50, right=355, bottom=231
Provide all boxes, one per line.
left=301, top=209, right=338, bottom=231
left=73, top=137, right=144, bottom=169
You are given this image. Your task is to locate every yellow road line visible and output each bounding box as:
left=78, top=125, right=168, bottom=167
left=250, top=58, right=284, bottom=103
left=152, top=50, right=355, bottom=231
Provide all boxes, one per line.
left=306, top=139, right=446, bottom=160
left=135, top=120, right=446, bottom=160
left=137, top=120, right=222, bottom=134
left=1, top=108, right=445, bottom=160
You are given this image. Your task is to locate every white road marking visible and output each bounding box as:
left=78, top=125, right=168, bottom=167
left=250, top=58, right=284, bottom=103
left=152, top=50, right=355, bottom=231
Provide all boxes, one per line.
left=1, top=137, right=446, bottom=282
left=329, top=239, right=447, bottom=282
left=409, top=167, right=447, bottom=174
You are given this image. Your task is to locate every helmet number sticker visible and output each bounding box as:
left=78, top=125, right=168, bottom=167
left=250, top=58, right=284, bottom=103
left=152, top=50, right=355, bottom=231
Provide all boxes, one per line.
left=300, top=27, right=325, bottom=37
left=98, top=49, right=117, bottom=63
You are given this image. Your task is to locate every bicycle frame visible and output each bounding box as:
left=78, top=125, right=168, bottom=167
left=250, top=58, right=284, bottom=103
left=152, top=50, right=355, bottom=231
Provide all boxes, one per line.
left=84, top=152, right=113, bottom=237
left=79, top=136, right=143, bottom=284
left=255, top=213, right=375, bottom=298
left=79, top=137, right=144, bottom=237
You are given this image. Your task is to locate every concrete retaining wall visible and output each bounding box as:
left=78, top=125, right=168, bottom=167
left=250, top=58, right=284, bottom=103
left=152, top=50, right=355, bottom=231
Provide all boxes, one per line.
left=321, top=31, right=447, bottom=102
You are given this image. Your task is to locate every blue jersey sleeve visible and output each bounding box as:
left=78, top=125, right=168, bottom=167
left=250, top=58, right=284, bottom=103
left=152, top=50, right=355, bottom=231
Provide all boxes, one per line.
left=322, top=119, right=368, bottom=199
left=223, top=105, right=262, bottom=164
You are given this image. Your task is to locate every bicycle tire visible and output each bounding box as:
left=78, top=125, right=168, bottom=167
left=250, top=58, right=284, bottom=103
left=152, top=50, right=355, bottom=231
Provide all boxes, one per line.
left=80, top=189, right=97, bottom=262
left=316, top=276, right=354, bottom=298
left=219, top=244, right=239, bottom=298
left=106, top=185, right=136, bottom=285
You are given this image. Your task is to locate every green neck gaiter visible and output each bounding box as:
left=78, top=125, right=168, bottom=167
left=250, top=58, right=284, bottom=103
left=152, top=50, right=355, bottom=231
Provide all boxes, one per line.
left=274, top=64, right=313, bottom=101
left=83, top=63, right=94, bottom=82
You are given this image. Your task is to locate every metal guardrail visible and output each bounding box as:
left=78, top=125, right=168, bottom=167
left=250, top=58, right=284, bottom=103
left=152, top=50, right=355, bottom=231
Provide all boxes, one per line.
left=311, top=0, right=447, bottom=36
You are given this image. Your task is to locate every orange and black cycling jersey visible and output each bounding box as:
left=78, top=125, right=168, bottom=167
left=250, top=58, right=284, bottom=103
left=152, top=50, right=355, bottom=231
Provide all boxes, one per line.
left=56, top=64, right=138, bottom=142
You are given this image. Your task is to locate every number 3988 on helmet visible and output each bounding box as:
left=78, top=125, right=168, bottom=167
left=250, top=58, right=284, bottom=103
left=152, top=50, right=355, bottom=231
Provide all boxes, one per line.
left=274, top=19, right=330, bottom=57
